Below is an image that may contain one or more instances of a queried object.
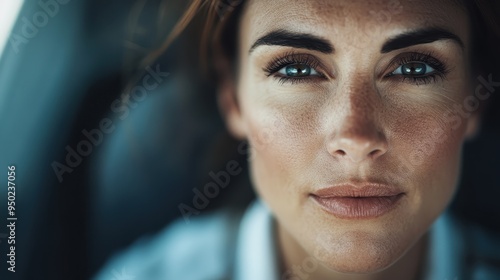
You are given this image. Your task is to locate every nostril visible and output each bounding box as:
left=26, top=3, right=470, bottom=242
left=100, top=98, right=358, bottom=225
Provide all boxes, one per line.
left=336, top=150, right=346, bottom=156
left=369, top=149, right=382, bottom=158
left=328, top=139, right=387, bottom=162
left=327, top=129, right=388, bottom=162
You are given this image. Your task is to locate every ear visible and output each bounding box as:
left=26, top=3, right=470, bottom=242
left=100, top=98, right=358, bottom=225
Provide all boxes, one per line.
left=217, top=70, right=247, bottom=140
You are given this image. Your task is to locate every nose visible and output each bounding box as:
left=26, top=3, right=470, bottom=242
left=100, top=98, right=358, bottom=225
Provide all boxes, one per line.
left=327, top=128, right=387, bottom=162
left=326, top=81, right=388, bottom=163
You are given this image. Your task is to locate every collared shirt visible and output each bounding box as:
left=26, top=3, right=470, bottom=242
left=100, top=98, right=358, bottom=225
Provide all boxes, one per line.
left=94, top=200, right=500, bottom=280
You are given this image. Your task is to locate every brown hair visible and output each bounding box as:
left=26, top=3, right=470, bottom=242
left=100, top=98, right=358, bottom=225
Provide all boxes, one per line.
left=137, top=0, right=244, bottom=79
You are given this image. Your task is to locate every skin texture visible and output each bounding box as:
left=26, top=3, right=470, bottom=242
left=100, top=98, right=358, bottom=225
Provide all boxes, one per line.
left=218, top=0, right=479, bottom=279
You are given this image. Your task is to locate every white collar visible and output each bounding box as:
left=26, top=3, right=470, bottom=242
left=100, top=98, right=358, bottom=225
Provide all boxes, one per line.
left=422, top=210, right=466, bottom=280
left=234, top=200, right=280, bottom=280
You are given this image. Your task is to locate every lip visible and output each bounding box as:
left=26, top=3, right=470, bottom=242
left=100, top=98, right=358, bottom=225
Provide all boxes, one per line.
left=310, top=183, right=405, bottom=219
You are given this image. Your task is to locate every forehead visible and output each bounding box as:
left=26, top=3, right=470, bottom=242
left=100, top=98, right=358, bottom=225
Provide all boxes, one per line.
left=240, top=0, right=469, bottom=52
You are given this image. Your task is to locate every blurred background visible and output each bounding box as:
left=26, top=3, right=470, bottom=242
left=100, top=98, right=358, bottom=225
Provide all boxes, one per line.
left=0, top=0, right=498, bottom=280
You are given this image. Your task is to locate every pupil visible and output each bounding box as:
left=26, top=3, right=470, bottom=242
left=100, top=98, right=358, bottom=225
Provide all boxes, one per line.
left=402, top=63, right=426, bottom=75
left=286, top=64, right=311, bottom=76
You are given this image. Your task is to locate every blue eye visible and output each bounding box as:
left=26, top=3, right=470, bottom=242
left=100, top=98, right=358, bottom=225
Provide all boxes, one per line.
left=264, top=52, right=325, bottom=84
left=278, top=63, right=319, bottom=77
left=392, top=62, right=436, bottom=76
left=384, top=52, right=449, bottom=85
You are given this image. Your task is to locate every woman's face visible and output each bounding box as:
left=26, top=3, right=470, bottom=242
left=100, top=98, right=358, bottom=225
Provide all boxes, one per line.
left=221, top=0, right=478, bottom=273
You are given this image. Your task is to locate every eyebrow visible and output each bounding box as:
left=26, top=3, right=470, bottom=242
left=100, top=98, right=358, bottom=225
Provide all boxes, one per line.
left=249, top=29, right=334, bottom=54
left=381, top=27, right=464, bottom=53
left=249, top=27, right=464, bottom=55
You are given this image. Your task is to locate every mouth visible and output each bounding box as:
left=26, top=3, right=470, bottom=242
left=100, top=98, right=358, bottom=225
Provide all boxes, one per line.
left=310, top=183, right=405, bottom=219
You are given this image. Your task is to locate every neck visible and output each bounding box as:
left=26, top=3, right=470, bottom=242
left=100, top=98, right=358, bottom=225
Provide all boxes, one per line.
left=276, top=223, right=429, bottom=280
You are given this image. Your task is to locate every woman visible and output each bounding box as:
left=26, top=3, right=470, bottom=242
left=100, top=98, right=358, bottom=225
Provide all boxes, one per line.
left=95, top=0, right=500, bottom=279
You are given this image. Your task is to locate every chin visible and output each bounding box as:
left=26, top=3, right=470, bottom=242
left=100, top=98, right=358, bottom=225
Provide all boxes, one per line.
left=323, top=255, right=396, bottom=275
left=310, top=232, right=405, bottom=274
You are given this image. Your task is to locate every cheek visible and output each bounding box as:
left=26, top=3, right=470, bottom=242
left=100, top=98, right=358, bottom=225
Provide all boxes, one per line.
left=388, top=103, right=467, bottom=218
left=391, top=108, right=465, bottom=176
left=240, top=87, right=326, bottom=206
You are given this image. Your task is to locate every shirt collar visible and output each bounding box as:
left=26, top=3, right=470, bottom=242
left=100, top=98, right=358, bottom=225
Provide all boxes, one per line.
left=422, top=210, right=466, bottom=280
left=234, top=200, right=280, bottom=280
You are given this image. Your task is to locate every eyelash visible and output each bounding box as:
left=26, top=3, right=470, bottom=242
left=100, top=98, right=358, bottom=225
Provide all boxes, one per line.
left=263, top=51, right=449, bottom=86
left=385, top=52, right=449, bottom=85
left=263, top=52, right=325, bottom=85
